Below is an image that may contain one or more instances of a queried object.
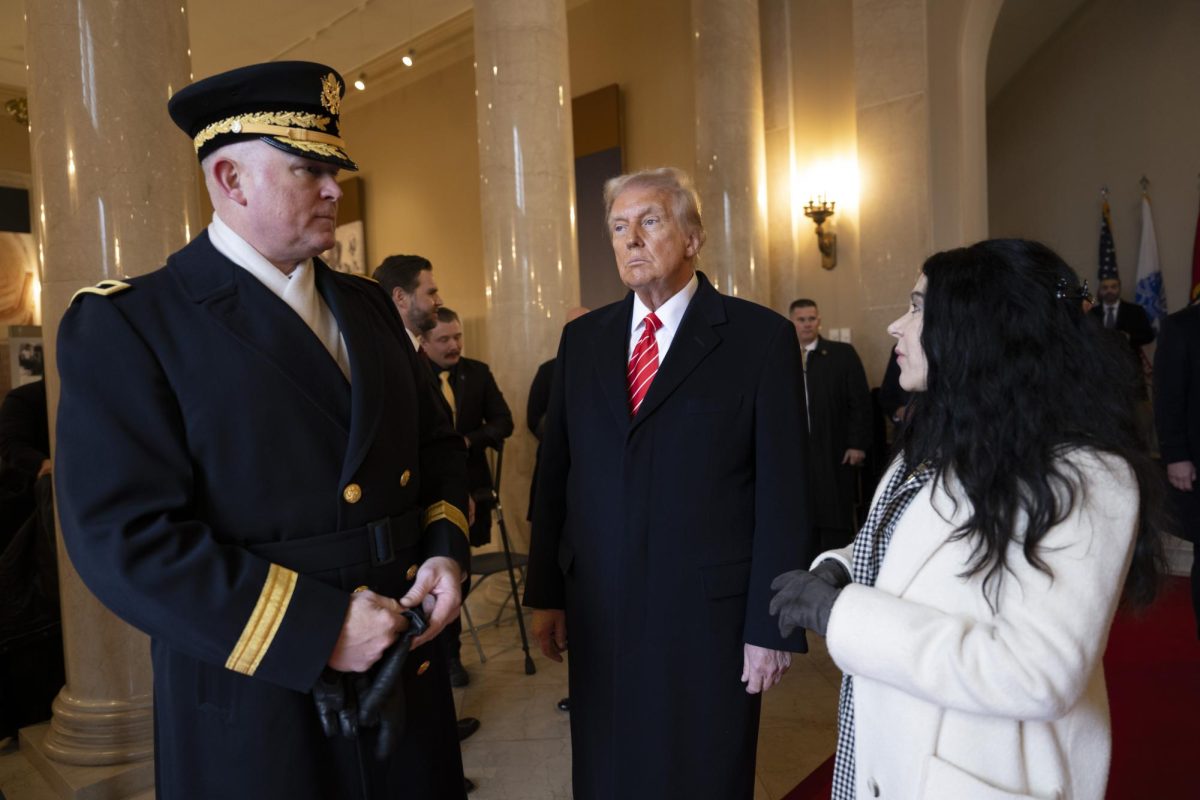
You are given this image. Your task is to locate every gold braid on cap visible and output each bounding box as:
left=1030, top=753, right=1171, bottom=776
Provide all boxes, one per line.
left=192, top=110, right=335, bottom=153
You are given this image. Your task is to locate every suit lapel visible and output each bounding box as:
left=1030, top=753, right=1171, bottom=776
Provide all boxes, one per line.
left=315, top=264, right=383, bottom=483
left=629, top=275, right=724, bottom=432
left=595, top=295, right=635, bottom=430
left=170, top=235, right=350, bottom=430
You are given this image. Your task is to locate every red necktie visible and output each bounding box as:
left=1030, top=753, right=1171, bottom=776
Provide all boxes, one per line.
left=627, top=312, right=662, bottom=417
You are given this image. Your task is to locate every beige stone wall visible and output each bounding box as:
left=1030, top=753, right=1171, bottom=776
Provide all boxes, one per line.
left=781, top=0, right=869, bottom=351
left=988, top=0, right=1200, bottom=312
left=340, top=57, right=486, bottom=325
left=567, top=0, right=695, bottom=174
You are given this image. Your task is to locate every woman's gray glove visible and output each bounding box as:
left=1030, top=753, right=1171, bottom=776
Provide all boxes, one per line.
left=811, top=558, right=851, bottom=589
left=769, top=567, right=845, bottom=638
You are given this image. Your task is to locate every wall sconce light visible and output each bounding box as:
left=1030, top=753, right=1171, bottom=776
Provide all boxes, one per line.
left=803, top=196, right=837, bottom=270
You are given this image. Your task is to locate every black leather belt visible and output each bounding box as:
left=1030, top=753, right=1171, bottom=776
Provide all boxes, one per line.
left=242, top=510, right=421, bottom=574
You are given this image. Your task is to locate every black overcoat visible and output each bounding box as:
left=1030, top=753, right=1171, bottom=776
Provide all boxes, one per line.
left=803, top=337, right=872, bottom=534
left=525, top=273, right=813, bottom=800
left=55, top=233, right=470, bottom=800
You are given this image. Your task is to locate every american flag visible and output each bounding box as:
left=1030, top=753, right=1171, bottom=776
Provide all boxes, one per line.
left=1098, top=200, right=1119, bottom=282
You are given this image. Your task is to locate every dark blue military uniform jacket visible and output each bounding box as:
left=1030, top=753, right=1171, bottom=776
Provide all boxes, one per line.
left=56, top=233, right=470, bottom=799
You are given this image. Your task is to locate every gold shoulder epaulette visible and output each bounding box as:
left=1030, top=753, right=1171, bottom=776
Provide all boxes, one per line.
left=70, top=280, right=132, bottom=304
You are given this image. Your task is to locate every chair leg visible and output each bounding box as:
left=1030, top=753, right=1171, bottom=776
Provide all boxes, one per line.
left=461, top=597, right=487, bottom=664
left=495, top=503, right=536, bottom=675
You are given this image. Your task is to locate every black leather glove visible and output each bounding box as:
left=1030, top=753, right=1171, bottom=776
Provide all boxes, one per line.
left=358, top=607, right=428, bottom=760
left=312, top=667, right=358, bottom=739
left=811, top=558, right=852, bottom=589
left=769, top=569, right=842, bottom=638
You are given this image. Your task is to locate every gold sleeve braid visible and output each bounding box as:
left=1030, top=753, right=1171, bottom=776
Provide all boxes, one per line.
left=422, top=501, right=469, bottom=540
left=225, top=563, right=298, bottom=676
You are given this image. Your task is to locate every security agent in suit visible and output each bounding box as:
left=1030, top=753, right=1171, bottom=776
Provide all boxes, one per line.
left=526, top=168, right=812, bottom=800
left=422, top=306, right=514, bottom=688
left=1153, top=301, right=1200, bottom=636
left=789, top=300, right=873, bottom=550
left=55, top=62, right=471, bottom=800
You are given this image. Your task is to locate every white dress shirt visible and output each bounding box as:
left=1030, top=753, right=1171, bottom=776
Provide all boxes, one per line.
left=208, top=213, right=351, bottom=380
left=627, top=272, right=700, bottom=361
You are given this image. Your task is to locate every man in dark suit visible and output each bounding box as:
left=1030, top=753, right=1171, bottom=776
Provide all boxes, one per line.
left=1154, top=301, right=1200, bottom=637
left=525, top=167, right=812, bottom=800
left=55, top=62, right=471, bottom=799
left=423, top=306, right=514, bottom=685
left=1090, top=277, right=1155, bottom=358
left=789, top=299, right=873, bottom=550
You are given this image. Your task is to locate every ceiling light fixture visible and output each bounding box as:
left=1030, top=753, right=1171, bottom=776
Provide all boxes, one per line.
left=353, top=73, right=366, bottom=91
left=401, top=49, right=415, bottom=68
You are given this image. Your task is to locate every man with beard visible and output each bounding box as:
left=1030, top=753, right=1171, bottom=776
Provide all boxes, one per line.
left=374, top=254, right=445, bottom=349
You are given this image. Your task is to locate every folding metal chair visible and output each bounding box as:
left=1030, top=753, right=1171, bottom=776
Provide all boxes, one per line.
left=460, top=444, right=536, bottom=674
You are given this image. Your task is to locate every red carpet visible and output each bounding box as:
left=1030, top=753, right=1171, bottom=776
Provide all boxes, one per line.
left=782, top=576, right=1199, bottom=800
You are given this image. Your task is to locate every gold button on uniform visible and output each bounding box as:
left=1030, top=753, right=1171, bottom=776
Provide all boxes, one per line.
left=400, top=470, right=411, bottom=487
left=342, top=483, right=362, bottom=503
left=417, top=660, right=431, bottom=675
left=405, top=564, right=419, bottom=581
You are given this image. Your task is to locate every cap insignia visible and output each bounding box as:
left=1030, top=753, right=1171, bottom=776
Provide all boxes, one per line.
left=320, top=72, right=341, bottom=115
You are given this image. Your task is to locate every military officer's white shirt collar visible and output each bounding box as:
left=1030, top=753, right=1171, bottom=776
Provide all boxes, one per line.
left=208, top=213, right=351, bottom=381
left=628, top=272, right=699, bottom=363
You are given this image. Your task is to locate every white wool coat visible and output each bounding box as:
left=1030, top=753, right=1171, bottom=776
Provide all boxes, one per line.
left=823, top=451, right=1137, bottom=800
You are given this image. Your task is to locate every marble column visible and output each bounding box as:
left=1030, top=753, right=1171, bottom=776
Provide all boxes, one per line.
left=691, top=0, right=770, bottom=304
left=852, top=0, right=934, bottom=380
left=22, top=0, right=199, bottom=793
left=760, top=0, right=798, bottom=313
left=473, top=0, right=579, bottom=553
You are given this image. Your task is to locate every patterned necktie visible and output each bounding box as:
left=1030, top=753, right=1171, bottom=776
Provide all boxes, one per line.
left=439, top=369, right=457, bottom=424
left=627, top=312, right=662, bottom=417
left=1105, top=306, right=1116, bottom=328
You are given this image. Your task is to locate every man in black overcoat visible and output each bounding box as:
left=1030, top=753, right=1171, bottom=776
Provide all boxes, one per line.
left=525, top=167, right=813, bottom=800
left=789, top=299, right=873, bottom=550
left=1153, top=301, right=1200, bottom=636
left=55, top=62, right=471, bottom=799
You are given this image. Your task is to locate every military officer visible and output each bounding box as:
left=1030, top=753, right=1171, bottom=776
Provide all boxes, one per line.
left=55, top=62, right=471, bottom=799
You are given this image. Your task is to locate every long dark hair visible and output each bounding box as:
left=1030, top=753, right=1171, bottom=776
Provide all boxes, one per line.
left=897, top=239, right=1165, bottom=609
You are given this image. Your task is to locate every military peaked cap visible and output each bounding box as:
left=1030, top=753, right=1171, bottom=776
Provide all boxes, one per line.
left=168, top=61, right=358, bottom=171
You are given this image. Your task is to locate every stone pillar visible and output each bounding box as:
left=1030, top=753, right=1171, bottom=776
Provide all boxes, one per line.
left=760, top=0, right=798, bottom=313
left=852, top=0, right=933, bottom=379
left=691, top=0, right=770, bottom=304
left=473, top=0, right=579, bottom=552
left=22, top=0, right=199, bottom=793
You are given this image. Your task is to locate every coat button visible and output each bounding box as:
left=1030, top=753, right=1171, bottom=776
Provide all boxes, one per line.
left=867, top=777, right=880, bottom=797
left=417, top=660, right=431, bottom=675
left=405, top=564, right=419, bottom=581
left=342, top=483, right=362, bottom=503
left=400, top=470, right=411, bottom=487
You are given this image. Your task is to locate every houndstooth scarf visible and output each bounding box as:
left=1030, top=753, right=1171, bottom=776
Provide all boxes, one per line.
left=831, top=458, right=934, bottom=800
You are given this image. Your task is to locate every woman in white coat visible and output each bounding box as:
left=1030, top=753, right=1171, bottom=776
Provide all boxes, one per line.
left=771, top=239, right=1165, bottom=800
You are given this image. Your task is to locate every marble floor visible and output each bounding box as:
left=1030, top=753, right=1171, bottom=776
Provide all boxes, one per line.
left=0, top=586, right=840, bottom=799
